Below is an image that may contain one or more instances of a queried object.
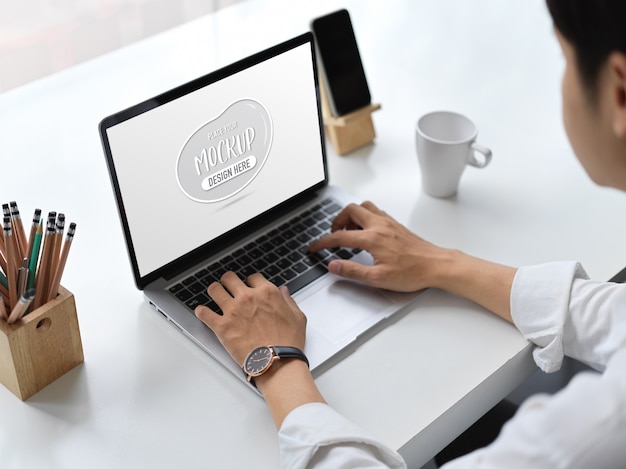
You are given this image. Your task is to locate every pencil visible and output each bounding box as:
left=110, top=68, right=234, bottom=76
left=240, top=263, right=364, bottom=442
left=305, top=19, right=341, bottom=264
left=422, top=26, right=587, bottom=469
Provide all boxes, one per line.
left=0, top=247, right=6, bottom=276
left=0, top=226, right=5, bottom=259
left=27, top=221, right=43, bottom=290
left=3, top=217, right=17, bottom=309
left=50, top=213, right=65, bottom=279
left=5, top=216, right=20, bottom=277
left=47, top=222, right=75, bottom=302
left=0, top=282, right=8, bottom=304
left=0, top=293, right=7, bottom=321
left=32, top=215, right=55, bottom=309
left=2, top=205, right=18, bottom=274
left=0, top=223, right=6, bottom=274
left=1, top=205, right=9, bottom=252
left=7, top=288, right=36, bottom=324
left=10, top=201, right=27, bottom=260
left=26, top=208, right=41, bottom=262
left=17, top=257, right=29, bottom=298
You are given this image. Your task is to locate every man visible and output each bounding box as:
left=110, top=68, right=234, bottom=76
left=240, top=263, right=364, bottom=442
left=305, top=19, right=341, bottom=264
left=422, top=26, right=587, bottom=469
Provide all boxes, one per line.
left=195, top=0, right=626, bottom=466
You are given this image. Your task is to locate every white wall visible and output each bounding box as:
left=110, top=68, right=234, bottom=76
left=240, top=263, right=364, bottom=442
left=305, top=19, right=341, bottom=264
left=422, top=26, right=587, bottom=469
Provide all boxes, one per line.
left=0, top=0, right=243, bottom=92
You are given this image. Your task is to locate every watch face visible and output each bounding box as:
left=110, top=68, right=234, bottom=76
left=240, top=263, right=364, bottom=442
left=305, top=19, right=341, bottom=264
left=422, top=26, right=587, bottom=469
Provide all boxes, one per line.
left=244, top=346, right=273, bottom=377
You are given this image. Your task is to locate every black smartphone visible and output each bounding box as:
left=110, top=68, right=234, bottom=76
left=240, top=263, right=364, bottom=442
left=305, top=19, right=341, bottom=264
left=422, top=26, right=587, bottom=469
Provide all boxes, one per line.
left=311, top=9, right=371, bottom=116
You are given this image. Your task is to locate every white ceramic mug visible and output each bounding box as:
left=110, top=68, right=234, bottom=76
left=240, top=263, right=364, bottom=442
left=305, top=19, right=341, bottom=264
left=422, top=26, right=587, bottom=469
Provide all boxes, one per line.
left=415, top=111, right=492, bottom=198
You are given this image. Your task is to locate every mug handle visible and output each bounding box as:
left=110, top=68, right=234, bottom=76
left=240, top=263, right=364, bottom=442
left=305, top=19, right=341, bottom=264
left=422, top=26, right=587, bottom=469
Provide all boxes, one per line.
left=468, top=142, right=492, bottom=168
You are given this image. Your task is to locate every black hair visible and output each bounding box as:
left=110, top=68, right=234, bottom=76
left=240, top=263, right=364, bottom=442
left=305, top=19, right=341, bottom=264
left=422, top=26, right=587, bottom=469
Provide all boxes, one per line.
left=546, top=0, right=626, bottom=97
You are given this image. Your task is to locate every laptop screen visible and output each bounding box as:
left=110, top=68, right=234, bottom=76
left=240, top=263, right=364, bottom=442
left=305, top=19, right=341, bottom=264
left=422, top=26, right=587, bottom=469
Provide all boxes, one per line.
left=100, top=34, right=327, bottom=285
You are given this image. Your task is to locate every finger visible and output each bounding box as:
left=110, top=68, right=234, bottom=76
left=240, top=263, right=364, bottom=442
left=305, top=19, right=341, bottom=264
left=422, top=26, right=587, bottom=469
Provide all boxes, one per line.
left=330, top=203, right=376, bottom=232
left=245, top=272, right=270, bottom=288
left=360, top=201, right=396, bottom=226
left=206, top=281, right=234, bottom=312
left=309, top=228, right=371, bottom=252
left=219, top=271, right=247, bottom=295
left=327, top=259, right=377, bottom=285
left=279, top=285, right=300, bottom=311
left=360, top=200, right=387, bottom=217
left=195, top=304, right=221, bottom=329
left=279, top=286, right=307, bottom=332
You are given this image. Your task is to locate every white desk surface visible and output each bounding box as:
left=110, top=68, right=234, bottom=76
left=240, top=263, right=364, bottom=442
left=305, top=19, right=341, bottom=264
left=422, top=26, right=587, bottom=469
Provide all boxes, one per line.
left=2, top=0, right=626, bottom=467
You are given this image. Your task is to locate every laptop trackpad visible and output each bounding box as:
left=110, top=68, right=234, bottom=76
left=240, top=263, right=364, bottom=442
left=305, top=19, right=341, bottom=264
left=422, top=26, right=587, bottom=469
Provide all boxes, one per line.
left=301, top=280, right=395, bottom=345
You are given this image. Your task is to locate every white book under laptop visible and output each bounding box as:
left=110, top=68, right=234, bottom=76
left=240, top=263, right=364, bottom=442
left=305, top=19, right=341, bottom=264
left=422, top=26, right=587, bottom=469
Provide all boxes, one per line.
left=99, top=32, right=419, bottom=391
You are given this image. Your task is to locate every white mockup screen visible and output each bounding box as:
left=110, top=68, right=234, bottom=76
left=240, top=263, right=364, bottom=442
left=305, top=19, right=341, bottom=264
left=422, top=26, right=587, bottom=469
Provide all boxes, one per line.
left=106, top=43, right=325, bottom=278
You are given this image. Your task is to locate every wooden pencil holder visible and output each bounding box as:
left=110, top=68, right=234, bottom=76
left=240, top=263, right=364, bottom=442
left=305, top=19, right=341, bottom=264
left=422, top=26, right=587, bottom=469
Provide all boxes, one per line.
left=319, top=77, right=381, bottom=155
left=0, top=286, right=84, bottom=400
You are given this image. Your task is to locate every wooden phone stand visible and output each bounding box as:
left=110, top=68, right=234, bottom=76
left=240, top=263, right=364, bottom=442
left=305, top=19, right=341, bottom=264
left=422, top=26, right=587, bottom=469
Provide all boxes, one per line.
left=319, top=78, right=381, bottom=155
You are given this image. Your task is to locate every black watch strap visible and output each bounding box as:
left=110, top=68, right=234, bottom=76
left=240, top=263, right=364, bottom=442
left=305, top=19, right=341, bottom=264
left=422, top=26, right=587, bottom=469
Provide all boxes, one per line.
left=272, top=346, right=309, bottom=368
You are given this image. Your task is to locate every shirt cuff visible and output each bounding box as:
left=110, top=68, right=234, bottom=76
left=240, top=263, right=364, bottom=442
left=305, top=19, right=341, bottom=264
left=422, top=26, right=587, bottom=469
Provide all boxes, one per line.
left=278, top=402, right=406, bottom=468
left=510, top=261, right=588, bottom=373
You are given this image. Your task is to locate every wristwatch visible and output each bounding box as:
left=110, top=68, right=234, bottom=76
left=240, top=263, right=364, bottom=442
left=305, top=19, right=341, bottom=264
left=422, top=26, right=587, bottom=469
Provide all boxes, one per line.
left=243, top=345, right=309, bottom=383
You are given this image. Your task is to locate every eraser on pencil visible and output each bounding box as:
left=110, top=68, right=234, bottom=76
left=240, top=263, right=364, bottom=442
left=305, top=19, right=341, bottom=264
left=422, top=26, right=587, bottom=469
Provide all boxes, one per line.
left=9, top=201, right=19, bottom=216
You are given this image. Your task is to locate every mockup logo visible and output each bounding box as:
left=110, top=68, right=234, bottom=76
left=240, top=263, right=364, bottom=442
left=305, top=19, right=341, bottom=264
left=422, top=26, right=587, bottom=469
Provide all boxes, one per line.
left=176, top=99, right=273, bottom=203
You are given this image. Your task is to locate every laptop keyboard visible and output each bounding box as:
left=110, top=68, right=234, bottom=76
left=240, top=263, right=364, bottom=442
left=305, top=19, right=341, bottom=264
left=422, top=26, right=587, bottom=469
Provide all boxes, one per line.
left=168, top=198, right=360, bottom=314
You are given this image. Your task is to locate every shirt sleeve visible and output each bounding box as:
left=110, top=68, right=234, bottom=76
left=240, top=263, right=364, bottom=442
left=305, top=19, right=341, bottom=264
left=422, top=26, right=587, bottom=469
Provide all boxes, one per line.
left=441, top=262, right=626, bottom=468
left=510, top=261, right=626, bottom=372
left=278, top=402, right=406, bottom=469
left=441, top=346, right=626, bottom=469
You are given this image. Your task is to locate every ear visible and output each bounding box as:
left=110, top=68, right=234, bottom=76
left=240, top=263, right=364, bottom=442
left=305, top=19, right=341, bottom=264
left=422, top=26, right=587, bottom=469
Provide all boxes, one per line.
left=608, top=52, right=626, bottom=138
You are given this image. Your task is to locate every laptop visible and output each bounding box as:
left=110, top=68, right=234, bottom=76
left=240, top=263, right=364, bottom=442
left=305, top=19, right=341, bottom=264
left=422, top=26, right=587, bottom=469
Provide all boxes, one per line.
left=99, top=32, right=419, bottom=390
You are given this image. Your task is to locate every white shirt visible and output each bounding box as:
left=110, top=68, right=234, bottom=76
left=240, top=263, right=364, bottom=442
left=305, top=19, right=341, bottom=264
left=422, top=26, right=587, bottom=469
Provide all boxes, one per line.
left=277, top=262, right=626, bottom=468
